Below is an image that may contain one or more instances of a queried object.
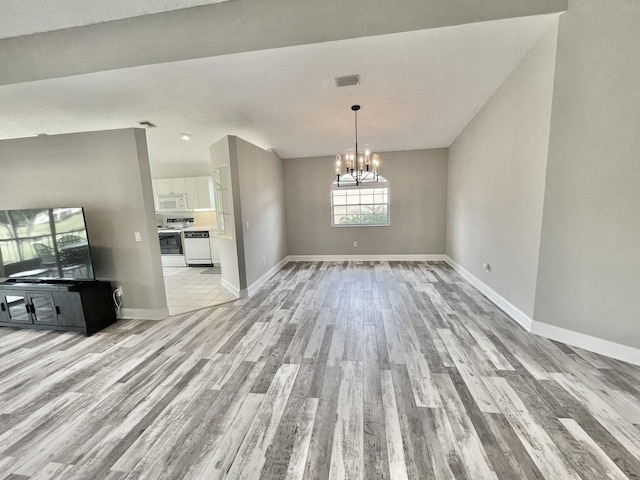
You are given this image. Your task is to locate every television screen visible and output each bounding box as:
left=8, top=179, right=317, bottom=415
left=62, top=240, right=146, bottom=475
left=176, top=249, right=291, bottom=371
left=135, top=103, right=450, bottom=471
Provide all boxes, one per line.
left=0, top=208, right=95, bottom=281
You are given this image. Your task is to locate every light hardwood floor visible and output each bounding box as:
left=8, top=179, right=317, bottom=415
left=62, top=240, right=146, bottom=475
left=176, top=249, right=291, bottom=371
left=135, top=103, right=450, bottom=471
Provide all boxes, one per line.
left=0, top=261, right=639, bottom=479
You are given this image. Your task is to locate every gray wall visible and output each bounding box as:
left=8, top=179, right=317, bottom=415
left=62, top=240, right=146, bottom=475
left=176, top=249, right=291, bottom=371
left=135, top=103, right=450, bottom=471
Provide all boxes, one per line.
left=0, top=128, right=167, bottom=315
left=235, top=137, right=288, bottom=287
left=446, top=21, right=558, bottom=317
left=283, top=149, right=448, bottom=256
left=533, top=0, right=640, bottom=347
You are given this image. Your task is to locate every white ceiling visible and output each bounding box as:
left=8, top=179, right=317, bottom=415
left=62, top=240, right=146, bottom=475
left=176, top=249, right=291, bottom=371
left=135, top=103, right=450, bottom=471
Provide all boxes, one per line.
left=0, top=0, right=232, bottom=40
left=0, top=13, right=557, bottom=168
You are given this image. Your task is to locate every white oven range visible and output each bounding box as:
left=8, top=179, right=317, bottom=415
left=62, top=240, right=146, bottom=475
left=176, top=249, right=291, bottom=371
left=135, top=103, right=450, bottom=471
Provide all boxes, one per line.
left=158, top=217, right=194, bottom=267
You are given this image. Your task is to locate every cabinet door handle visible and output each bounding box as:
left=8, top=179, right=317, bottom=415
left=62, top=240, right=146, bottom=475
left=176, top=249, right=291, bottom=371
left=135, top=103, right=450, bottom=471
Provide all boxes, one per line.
left=25, top=304, right=31, bottom=314
left=0, top=303, right=5, bottom=312
left=56, top=306, right=61, bottom=315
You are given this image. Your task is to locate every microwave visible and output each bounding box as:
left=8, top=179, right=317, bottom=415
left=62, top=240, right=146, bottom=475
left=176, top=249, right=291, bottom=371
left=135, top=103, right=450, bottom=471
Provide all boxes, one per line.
left=157, top=194, right=188, bottom=211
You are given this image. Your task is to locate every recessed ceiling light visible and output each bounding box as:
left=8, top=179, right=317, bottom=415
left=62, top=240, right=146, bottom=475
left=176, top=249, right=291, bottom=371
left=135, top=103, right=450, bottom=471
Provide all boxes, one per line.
left=181, top=133, right=192, bottom=141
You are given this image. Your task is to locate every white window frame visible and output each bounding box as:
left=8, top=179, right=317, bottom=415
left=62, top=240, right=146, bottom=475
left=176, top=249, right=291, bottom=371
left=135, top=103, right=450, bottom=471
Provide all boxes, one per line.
left=330, top=181, right=390, bottom=227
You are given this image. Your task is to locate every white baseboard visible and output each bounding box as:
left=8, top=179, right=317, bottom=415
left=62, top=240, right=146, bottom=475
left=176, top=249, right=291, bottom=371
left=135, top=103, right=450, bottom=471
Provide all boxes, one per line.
left=531, top=321, right=640, bottom=366
left=247, top=257, right=289, bottom=297
left=444, top=256, right=533, bottom=331
left=221, top=278, right=242, bottom=298
left=287, top=254, right=447, bottom=262
left=444, top=255, right=640, bottom=366
left=120, top=307, right=169, bottom=321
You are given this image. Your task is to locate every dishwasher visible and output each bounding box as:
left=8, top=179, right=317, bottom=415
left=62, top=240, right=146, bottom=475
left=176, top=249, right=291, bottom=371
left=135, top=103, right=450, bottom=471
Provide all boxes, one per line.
left=183, top=230, right=214, bottom=266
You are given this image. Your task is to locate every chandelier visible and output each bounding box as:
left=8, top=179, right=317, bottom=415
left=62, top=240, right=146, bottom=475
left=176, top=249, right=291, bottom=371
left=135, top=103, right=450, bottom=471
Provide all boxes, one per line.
left=334, top=105, right=380, bottom=187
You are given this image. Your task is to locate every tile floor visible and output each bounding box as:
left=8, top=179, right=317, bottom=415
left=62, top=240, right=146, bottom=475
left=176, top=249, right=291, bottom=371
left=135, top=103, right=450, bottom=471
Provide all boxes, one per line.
left=162, top=266, right=237, bottom=315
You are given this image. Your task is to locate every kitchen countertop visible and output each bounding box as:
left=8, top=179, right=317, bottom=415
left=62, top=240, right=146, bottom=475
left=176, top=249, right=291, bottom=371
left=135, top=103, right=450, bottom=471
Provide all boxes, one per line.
left=182, top=225, right=218, bottom=233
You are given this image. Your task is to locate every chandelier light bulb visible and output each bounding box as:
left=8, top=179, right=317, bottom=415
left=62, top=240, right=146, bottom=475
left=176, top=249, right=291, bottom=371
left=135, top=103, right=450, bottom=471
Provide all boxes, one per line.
left=372, top=154, right=380, bottom=173
left=346, top=152, right=355, bottom=170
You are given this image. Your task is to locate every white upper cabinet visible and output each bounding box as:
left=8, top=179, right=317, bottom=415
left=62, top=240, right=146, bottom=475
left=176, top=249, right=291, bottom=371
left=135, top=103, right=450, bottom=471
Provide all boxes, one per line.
left=170, top=178, right=186, bottom=194
left=196, top=176, right=215, bottom=209
left=152, top=176, right=215, bottom=211
left=184, top=177, right=199, bottom=210
left=155, top=178, right=172, bottom=195
left=155, top=178, right=187, bottom=195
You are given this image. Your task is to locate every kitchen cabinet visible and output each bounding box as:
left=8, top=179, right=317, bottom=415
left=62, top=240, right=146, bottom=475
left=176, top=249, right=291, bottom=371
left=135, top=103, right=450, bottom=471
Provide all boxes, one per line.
left=155, top=179, right=172, bottom=195
left=154, top=178, right=187, bottom=195
left=196, top=176, right=215, bottom=209
left=170, top=178, right=187, bottom=194
left=0, top=281, right=116, bottom=335
left=185, top=177, right=199, bottom=210
left=152, top=176, right=215, bottom=211
left=183, top=176, right=214, bottom=210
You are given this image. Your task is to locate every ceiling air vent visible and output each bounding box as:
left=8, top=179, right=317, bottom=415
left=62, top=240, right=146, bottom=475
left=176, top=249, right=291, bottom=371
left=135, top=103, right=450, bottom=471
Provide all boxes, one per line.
left=138, top=120, right=157, bottom=128
left=335, top=75, right=360, bottom=87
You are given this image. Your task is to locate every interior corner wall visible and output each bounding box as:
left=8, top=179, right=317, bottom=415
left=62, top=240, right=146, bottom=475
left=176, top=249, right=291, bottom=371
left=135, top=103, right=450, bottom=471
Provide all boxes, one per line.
left=446, top=19, right=559, bottom=318
left=283, top=149, right=448, bottom=256
left=533, top=0, right=640, bottom=348
left=0, top=128, right=167, bottom=315
left=210, top=135, right=242, bottom=293
left=234, top=137, right=288, bottom=288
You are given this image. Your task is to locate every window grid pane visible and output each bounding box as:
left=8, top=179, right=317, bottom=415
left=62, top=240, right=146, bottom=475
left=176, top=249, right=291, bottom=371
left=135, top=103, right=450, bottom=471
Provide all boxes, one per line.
left=331, top=186, right=389, bottom=227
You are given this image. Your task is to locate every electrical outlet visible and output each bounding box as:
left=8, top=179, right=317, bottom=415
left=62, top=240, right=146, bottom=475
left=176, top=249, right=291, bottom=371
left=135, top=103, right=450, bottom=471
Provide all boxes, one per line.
left=261, top=256, right=266, bottom=265
left=134, top=232, right=141, bottom=242
left=353, top=241, right=358, bottom=248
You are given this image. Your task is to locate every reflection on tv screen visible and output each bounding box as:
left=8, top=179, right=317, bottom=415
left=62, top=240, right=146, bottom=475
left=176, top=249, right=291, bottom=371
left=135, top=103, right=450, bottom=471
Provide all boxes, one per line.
left=0, top=208, right=95, bottom=281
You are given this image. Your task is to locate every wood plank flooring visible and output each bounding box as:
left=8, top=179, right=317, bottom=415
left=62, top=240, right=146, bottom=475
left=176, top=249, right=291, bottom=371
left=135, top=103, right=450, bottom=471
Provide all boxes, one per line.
left=1, top=261, right=639, bottom=479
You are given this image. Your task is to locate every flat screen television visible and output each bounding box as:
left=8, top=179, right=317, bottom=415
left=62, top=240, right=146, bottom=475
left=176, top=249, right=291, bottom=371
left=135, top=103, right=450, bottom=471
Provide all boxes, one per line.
left=0, top=208, right=95, bottom=282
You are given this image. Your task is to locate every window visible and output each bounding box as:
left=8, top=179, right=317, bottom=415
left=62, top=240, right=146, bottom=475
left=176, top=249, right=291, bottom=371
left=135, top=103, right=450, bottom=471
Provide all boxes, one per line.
left=331, top=181, right=390, bottom=227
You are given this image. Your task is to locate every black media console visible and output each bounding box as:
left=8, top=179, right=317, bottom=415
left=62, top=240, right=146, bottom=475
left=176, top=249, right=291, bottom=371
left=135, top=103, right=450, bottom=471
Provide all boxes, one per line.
left=0, top=280, right=117, bottom=336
